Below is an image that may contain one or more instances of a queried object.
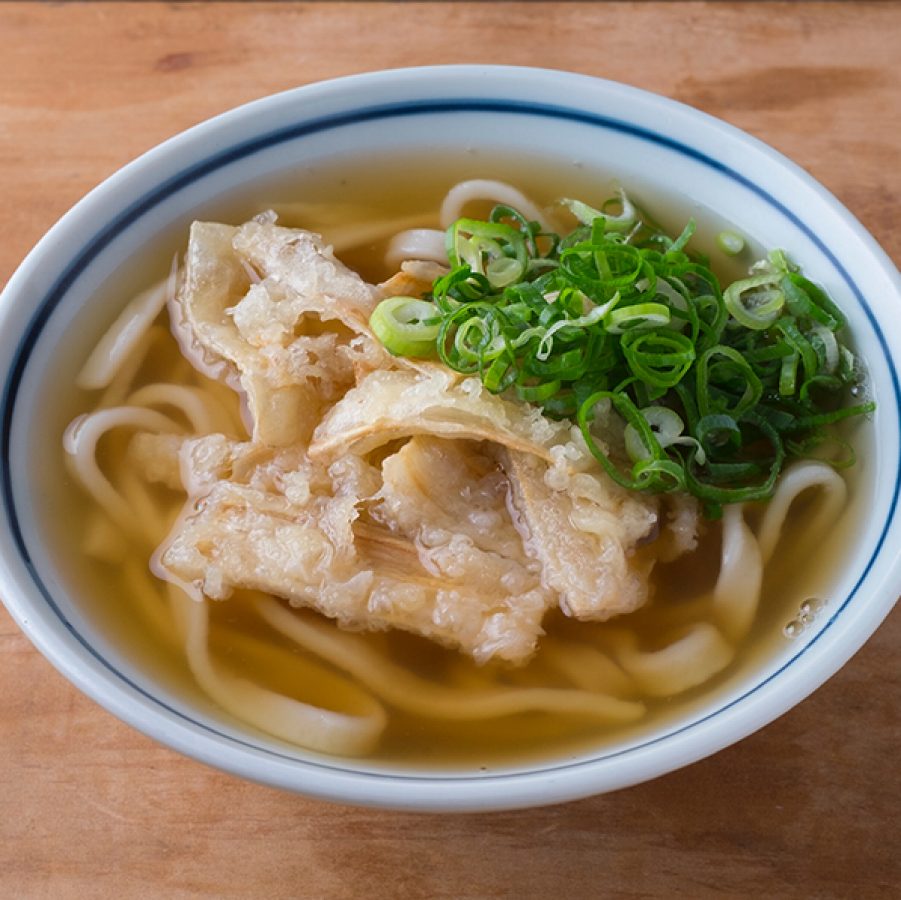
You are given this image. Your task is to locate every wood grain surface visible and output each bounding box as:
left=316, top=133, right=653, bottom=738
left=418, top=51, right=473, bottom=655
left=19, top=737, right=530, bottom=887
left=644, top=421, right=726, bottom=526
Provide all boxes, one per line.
left=1, top=3, right=898, bottom=898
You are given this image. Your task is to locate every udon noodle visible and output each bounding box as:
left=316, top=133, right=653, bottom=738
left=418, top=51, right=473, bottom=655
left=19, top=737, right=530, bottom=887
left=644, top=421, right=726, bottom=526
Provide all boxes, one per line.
left=62, top=178, right=851, bottom=761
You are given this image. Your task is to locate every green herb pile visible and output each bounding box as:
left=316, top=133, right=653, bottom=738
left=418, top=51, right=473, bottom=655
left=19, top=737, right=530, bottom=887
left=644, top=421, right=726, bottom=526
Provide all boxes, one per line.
left=369, top=191, right=874, bottom=515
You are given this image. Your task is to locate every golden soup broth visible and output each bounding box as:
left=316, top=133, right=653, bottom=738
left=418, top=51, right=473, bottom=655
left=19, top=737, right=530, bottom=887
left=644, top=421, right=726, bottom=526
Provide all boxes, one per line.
left=54, top=151, right=868, bottom=767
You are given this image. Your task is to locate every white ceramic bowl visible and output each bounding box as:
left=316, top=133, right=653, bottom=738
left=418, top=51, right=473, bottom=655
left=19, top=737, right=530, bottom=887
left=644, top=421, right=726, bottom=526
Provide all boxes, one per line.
left=1, top=66, right=899, bottom=812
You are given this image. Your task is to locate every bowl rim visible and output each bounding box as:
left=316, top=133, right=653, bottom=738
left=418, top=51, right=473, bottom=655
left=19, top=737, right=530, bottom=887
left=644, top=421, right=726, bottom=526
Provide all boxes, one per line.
left=1, top=65, right=899, bottom=811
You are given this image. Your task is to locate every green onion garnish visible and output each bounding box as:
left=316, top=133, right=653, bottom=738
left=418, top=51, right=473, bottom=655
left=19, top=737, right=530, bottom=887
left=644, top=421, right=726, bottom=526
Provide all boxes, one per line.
left=717, top=229, right=745, bottom=256
left=369, top=295, right=440, bottom=358
left=370, top=191, right=875, bottom=512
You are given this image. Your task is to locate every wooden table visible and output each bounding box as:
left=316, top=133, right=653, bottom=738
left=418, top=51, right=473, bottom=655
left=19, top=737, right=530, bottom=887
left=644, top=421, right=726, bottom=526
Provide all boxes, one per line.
left=1, top=3, right=898, bottom=897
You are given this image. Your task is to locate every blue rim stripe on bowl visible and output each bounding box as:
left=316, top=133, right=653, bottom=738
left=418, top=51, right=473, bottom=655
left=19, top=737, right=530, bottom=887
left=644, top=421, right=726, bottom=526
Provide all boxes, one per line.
left=2, top=98, right=899, bottom=782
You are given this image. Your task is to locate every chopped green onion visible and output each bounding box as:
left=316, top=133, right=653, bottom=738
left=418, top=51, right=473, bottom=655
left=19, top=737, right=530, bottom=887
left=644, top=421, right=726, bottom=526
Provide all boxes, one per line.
left=716, top=230, right=745, bottom=256
left=808, top=322, right=840, bottom=374
left=369, top=296, right=440, bottom=358
left=447, top=219, right=528, bottom=288
left=669, top=219, right=697, bottom=254
left=486, top=256, right=524, bottom=287
left=373, top=189, right=873, bottom=514
left=696, top=345, right=763, bottom=419
left=606, top=302, right=671, bottom=333
left=622, top=330, right=695, bottom=389
left=723, top=275, right=785, bottom=329
left=559, top=188, right=636, bottom=232
left=624, top=406, right=685, bottom=461
left=578, top=391, right=685, bottom=493
left=516, top=379, right=561, bottom=404
left=779, top=351, right=800, bottom=397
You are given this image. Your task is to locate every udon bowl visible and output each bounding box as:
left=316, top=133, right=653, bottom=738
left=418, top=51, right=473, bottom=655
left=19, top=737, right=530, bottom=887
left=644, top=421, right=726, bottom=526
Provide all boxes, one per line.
left=1, top=66, right=899, bottom=812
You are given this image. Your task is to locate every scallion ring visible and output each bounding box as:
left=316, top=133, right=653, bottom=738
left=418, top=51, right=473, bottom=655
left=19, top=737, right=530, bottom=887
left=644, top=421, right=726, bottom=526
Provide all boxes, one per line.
left=369, top=296, right=440, bottom=358
left=723, top=274, right=785, bottom=330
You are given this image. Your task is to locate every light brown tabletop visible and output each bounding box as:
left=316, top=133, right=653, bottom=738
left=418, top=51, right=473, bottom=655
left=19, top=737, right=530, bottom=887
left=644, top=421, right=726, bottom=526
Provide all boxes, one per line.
left=1, top=3, right=899, bottom=898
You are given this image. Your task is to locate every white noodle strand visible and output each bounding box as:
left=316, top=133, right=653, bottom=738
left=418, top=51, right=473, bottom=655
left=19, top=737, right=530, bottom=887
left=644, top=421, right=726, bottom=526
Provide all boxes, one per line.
left=611, top=624, right=734, bottom=696
left=711, top=462, right=846, bottom=644
left=440, top=179, right=552, bottom=230
left=168, top=587, right=386, bottom=756
left=325, top=215, right=434, bottom=254
left=97, top=326, right=157, bottom=409
left=541, top=639, right=636, bottom=697
left=385, top=229, right=447, bottom=267
left=126, top=383, right=227, bottom=435
left=124, top=559, right=180, bottom=646
left=757, top=462, right=847, bottom=565
left=63, top=407, right=182, bottom=535
left=712, top=503, right=763, bottom=644
left=77, top=265, right=173, bottom=390
left=270, top=204, right=433, bottom=254
left=255, top=596, right=645, bottom=723
left=118, top=466, right=171, bottom=546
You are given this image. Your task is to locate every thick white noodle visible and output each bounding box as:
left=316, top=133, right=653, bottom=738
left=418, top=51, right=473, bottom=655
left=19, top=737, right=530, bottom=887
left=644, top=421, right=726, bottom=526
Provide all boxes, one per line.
left=712, top=503, right=763, bottom=644
left=254, top=596, right=645, bottom=722
left=97, top=326, right=158, bottom=409
left=756, top=461, right=847, bottom=565
left=269, top=204, right=433, bottom=254
left=385, top=229, right=447, bottom=267
left=711, top=461, right=846, bottom=645
left=126, top=383, right=229, bottom=435
left=63, top=407, right=182, bottom=536
left=77, top=262, right=175, bottom=390
left=541, top=639, right=635, bottom=697
left=440, top=179, right=552, bottom=230
left=325, top=214, right=435, bottom=254
left=124, top=558, right=181, bottom=646
left=118, top=466, right=170, bottom=546
left=611, top=623, right=734, bottom=696
left=167, top=587, right=386, bottom=756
